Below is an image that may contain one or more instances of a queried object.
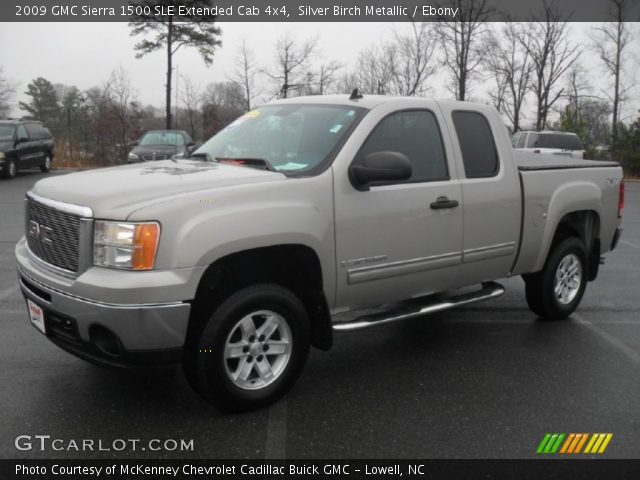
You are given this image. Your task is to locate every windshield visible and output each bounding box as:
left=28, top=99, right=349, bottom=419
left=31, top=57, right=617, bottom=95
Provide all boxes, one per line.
left=140, top=131, right=182, bottom=146
left=194, top=104, right=365, bottom=174
left=0, top=125, right=15, bottom=141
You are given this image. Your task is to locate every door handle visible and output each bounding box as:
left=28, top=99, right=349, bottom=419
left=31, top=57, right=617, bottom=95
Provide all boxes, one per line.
left=430, top=196, right=459, bottom=210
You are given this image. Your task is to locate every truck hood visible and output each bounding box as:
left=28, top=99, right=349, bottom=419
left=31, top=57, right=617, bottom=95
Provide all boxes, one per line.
left=31, top=160, right=285, bottom=218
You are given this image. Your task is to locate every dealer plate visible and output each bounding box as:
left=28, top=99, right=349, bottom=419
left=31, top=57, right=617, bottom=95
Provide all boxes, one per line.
left=27, top=299, right=46, bottom=335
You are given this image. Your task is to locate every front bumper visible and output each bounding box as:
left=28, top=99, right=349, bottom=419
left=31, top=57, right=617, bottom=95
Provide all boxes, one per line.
left=16, top=238, right=200, bottom=368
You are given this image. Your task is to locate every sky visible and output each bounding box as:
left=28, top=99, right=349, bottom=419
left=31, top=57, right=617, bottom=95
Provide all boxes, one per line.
left=1, top=22, right=638, bottom=127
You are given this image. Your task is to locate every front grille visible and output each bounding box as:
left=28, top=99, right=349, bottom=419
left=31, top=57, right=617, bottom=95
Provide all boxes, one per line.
left=142, top=154, right=168, bottom=161
left=26, top=198, right=81, bottom=272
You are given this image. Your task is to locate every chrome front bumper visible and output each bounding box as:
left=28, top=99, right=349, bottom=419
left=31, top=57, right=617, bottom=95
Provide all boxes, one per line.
left=15, top=237, right=200, bottom=366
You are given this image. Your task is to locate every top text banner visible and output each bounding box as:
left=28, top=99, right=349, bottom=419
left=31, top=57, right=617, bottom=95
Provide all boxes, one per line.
left=5, top=0, right=640, bottom=22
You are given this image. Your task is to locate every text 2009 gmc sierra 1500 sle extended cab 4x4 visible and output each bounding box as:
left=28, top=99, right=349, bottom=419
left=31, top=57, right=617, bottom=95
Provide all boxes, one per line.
left=15, top=94, right=624, bottom=411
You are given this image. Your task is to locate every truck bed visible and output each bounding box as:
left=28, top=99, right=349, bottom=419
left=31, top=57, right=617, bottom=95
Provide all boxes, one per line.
left=514, top=151, right=619, bottom=171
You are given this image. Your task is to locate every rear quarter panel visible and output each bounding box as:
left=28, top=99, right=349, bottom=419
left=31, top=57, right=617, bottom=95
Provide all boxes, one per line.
left=512, top=166, right=622, bottom=275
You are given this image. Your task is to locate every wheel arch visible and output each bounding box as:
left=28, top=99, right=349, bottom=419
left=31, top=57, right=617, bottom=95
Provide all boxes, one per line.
left=186, top=244, right=333, bottom=352
left=537, top=209, right=601, bottom=279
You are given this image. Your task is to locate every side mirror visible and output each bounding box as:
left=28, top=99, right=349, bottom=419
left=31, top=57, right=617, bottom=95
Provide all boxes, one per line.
left=349, top=151, right=412, bottom=191
left=16, top=136, right=29, bottom=144
left=131, top=140, right=139, bottom=146
left=186, top=141, right=196, bottom=148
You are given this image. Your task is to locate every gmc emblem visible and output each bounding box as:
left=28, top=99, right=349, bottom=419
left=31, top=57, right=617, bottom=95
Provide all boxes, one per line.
left=29, top=220, right=53, bottom=245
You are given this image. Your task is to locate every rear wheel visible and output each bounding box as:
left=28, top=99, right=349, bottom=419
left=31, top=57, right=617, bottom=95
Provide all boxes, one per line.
left=183, top=284, right=310, bottom=412
left=524, top=237, right=587, bottom=320
left=2, top=159, right=16, bottom=179
left=40, top=154, right=51, bottom=172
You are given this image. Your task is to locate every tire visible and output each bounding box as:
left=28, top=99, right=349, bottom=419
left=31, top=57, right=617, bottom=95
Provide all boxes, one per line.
left=2, top=159, right=17, bottom=179
left=40, top=154, right=51, bottom=173
left=183, top=284, right=310, bottom=412
left=524, top=237, right=588, bottom=320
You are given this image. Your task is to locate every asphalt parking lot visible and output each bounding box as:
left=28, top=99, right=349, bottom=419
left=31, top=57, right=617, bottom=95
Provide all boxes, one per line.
left=0, top=169, right=639, bottom=460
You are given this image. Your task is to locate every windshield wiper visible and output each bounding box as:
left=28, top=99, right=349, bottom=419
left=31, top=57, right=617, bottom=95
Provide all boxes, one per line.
left=215, top=157, right=277, bottom=172
left=189, top=152, right=213, bottom=162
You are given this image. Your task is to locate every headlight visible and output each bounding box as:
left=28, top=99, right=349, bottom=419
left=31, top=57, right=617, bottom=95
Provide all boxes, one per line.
left=128, top=152, right=139, bottom=161
left=93, top=221, right=160, bottom=270
left=0, top=152, right=5, bottom=160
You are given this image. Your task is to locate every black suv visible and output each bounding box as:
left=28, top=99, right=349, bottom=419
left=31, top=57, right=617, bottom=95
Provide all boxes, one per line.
left=0, top=119, right=55, bottom=179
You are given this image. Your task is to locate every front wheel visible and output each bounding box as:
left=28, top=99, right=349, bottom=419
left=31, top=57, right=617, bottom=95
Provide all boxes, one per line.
left=40, top=154, right=52, bottom=172
left=524, top=237, right=588, bottom=320
left=183, top=284, right=310, bottom=412
left=2, top=159, right=16, bottom=179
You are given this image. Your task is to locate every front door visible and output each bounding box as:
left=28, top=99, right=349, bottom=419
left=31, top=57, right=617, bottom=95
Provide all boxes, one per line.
left=333, top=107, right=463, bottom=310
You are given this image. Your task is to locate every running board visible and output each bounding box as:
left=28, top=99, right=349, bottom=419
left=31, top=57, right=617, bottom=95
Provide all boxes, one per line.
left=332, top=281, right=505, bottom=332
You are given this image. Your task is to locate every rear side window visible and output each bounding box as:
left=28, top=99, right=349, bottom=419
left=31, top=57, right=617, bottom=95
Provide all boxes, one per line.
left=526, top=133, right=539, bottom=148
left=24, top=123, right=51, bottom=140
left=357, top=110, right=449, bottom=183
left=452, top=111, right=499, bottom=178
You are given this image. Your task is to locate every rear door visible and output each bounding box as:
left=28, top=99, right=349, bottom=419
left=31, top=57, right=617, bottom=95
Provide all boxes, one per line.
left=439, top=105, right=522, bottom=285
left=24, top=123, right=45, bottom=166
left=333, top=102, right=463, bottom=310
left=14, top=124, right=36, bottom=167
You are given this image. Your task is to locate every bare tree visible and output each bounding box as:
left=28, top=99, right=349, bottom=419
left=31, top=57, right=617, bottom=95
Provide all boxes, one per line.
left=520, top=1, right=581, bottom=130
left=180, top=76, right=202, bottom=140
left=564, top=64, right=593, bottom=119
left=593, top=0, right=635, bottom=141
left=230, top=39, right=261, bottom=111
left=436, top=0, right=495, bottom=101
left=351, top=43, right=397, bottom=95
left=201, top=82, right=246, bottom=136
left=484, top=22, right=533, bottom=132
left=316, top=61, right=343, bottom=95
left=109, top=67, right=140, bottom=162
left=390, top=22, right=438, bottom=96
left=265, top=33, right=317, bottom=99
left=0, top=68, right=17, bottom=117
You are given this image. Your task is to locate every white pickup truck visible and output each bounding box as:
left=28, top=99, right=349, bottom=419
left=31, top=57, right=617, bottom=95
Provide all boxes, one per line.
left=512, top=130, right=586, bottom=159
left=16, top=94, right=624, bottom=411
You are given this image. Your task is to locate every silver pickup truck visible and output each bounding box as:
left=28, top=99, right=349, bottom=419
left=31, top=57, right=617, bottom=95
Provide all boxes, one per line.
left=15, top=95, right=624, bottom=411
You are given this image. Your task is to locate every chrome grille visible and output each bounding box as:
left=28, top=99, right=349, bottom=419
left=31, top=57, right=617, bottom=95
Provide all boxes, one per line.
left=142, top=154, right=168, bottom=161
left=26, top=198, right=81, bottom=272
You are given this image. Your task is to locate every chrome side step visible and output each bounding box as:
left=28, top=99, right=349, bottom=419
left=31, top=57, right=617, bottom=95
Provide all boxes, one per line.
left=332, top=281, right=505, bottom=332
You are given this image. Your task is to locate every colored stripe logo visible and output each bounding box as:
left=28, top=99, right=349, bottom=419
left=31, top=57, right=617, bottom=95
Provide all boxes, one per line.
left=537, top=433, right=613, bottom=454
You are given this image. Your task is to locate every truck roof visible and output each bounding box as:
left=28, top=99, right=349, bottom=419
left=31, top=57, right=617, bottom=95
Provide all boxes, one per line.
left=268, top=94, right=489, bottom=111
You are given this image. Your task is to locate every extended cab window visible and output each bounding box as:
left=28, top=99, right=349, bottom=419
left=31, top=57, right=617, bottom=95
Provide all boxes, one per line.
left=452, top=111, right=499, bottom=178
left=357, top=110, right=448, bottom=183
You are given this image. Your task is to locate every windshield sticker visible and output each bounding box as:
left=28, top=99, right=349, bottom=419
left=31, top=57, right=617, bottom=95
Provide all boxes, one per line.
left=329, top=124, right=343, bottom=133
left=224, top=111, right=261, bottom=130
left=275, top=162, right=308, bottom=171
left=346, top=110, right=356, bottom=117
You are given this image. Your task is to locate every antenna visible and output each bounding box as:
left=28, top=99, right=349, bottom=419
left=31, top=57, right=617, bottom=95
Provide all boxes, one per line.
left=349, top=88, right=363, bottom=100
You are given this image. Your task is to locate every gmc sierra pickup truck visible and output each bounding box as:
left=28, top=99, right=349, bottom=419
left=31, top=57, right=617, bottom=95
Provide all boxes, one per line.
left=16, top=94, right=624, bottom=412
